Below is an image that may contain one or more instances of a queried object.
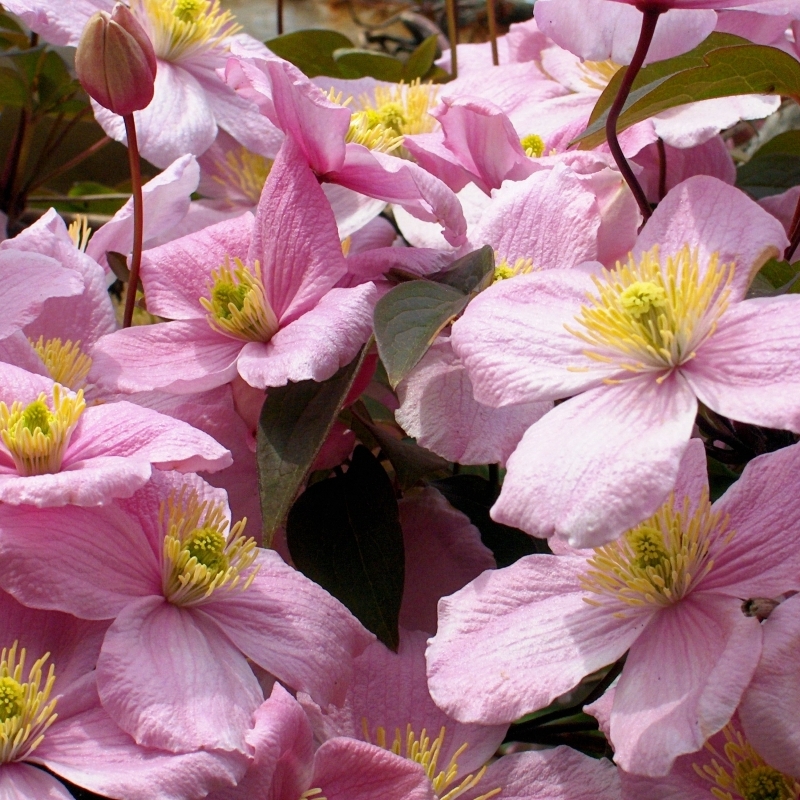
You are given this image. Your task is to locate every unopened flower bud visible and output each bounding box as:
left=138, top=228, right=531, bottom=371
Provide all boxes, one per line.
left=75, top=3, right=157, bottom=116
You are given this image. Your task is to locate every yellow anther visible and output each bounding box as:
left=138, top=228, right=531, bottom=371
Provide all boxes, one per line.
left=576, top=59, right=622, bottom=91
left=0, top=386, right=85, bottom=476
left=566, top=245, right=733, bottom=375
left=581, top=491, right=734, bottom=611
left=67, top=215, right=91, bottom=251
left=161, top=487, right=259, bottom=606
left=30, top=337, right=93, bottom=392
left=520, top=134, right=545, bottom=158
left=134, top=0, right=240, bottom=61
left=200, top=257, right=279, bottom=343
left=493, top=256, right=534, bottom=283
left=210, top=146, right=273, bottom=207
left=0, top=641, right=58, bottom=764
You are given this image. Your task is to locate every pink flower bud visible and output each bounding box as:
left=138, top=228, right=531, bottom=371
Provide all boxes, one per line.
left=75, top=3, right=157, bottom=116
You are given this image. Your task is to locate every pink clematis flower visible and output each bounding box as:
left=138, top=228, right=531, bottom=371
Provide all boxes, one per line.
left=0, top=470, right=373, bottom=753
left=452, top=176, right=797, bottom=547
left=0, top=589, right=248, bottom=800
left=739, top=592, right=800, bottom=779
left=205, top=682, right=437, bottom=800
left=0, top=362, right=230, bottom=507
left=91, top=135, right=379, bottom=394
left=1, top=0, right=280, bottom=167
left=224, top=50, right=467, bottom=246
left=427, top=439, right=800, bottom=776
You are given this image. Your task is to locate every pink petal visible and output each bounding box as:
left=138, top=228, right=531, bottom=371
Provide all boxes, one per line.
left=91, top=321, right=244, bottom=394
left=236, top=284, right=376, bottom=390
left=610, top=593, right=762, bottom=776
left=202, top=549, right=373, bottom=708
left=493, top=374, right=697, bottom=547
left=396, top=339, right=551, bottom=466
left=684, top=296, right=800, bottom=431
left=249, top=137, right=347, bottom=323
left=426, top=555, right=648, bottom=724
left=740, top=593, right=800, bottom=778
left=0, top=763, right=74, bottom=800
left=97, top=596, right=263, bottom=753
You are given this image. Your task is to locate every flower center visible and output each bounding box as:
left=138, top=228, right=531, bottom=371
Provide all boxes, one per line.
left=67, top=215, right=91, bottom=251
left=161, top=487, right=258, bottom=606
left=209, top=146, right=273, bottom=206
left=519, top=134, right=545, bottom=158
left=30, top=337, right=93, bottom=393
left=199, top=258, right=279, bottom=343
left=493, top=256, right=534, bottom=283
left=0, top=386, right=85, bottom=477
left=364, top=722, right=500, bottom=800
left=577, top=59, right=622, bottom=92
left=566, top=245, right=732, bottom=378
left=343, top=80, right=438, bottom=155
left=581, top=490, right=733, bottom=612
left=133, top=0, right=240, bottom=61
left=694, top=722, right=799, bottom=800
left=0, top=641, right=58, bottom=764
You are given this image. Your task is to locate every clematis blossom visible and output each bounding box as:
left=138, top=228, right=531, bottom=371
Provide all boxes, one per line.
left=452, top=176, right=798, bottom=547
left=91, top=135, right=379, bottom=395
left=0, top=470, right=373, bottom=754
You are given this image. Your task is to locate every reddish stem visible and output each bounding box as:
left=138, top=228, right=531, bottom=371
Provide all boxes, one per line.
left=486, top=0, right=499, bottom=67
left=122, top=114, right=143, bottom=329
left=605, top=7, right=661, bottom=224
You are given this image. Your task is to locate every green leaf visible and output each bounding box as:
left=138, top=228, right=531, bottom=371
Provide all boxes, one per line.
left=333, top=48, right=405, bottom=82
left=265, top=29, right=353, bottom=78
left=256, top=346, right=369, bottom=547
left=402, top=35, right=439, bottom=81
left=432, top=474, right=551, bottom=568
left=374, top=281, right=470, bottom=388
left=584, top=32, right=747, bottom=130
left=431, top=245, right=494, bottom=294
left=750, top=256, right=800, bottom=296
left=576, top=40, right=797, bottom=149
left=752, top=129, right=800, bottom=158
left=0, top=65, right=28, bottom=107
left=736, top=153, right=800, bottom=200
left=286, top=445, right=405, bottom=650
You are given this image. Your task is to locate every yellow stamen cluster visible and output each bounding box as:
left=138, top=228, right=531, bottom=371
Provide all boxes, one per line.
left=364, top=721, right=501, bottom=800
left=210, top=146, right=273, bottom=207
left=567, top=245, right=733, bottom=378
left=520, top=134, right=545, bottom=158
left=161, top=487, right=259, bottom=606
left=0, top=386, right=85, bottom=476
left=200, top=258, right=280, bottom=342
left=134, top=0, right=240, bottom=61
left=30, top=337, right=93, bottom=392
left=581, top=491, right=733, bottom=613
left=0, top=641, right=58, bottom=764
left=493, top=256, right=535, bottom=282
left=345, top=80, right=439, bottom=155
left=576, top=59, right=622, bottom=92
left=67, top=215, right=91, bottom=252
left=694, top=722, right=800, bottom=800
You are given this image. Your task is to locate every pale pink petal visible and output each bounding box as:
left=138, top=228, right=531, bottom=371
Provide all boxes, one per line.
left=610, top=594, right=762, bottom=776
left=0, top=763, right=74, bottom=800
left=236, top=284, right=377, bottom=390
left=465, top=747, right=622, bottom=800
left=249, top=137, right=346, bottom=323
left=345, top=246, right=453, bottom=283
left=140, top=213, right=253, bottom=320
left=698, top=442, right=800, bottom=597
left=534, top=0, right=717, bottom=63
left=740, top=593, right=800, bottom=778
left=93, top=62, right=217, bottom=169
left=97, top=596, right=263, bottom=753
left=427, top=555, right=649, bottom=724
left=671, top=437, right=708, bottom=515
left=493, top=374, right=697, bottom=547
left=451, top=270, right=608, bottom=407
left=91, top=321, right=243, bottom=394
left=0, top=503, right=159, bottom=617
left=396, top=338, right=550, bottom=466
left=313, top=738, right=435, bottom=800
left=683, top=296, right=800, bottom=431
left=0, top=332, right=48, bottom=374
left=202, top=549, right=373, bottom=708
left=35, top=706, right=248, bottom=800
left=324, top=184, right=388, bottom=240
left=634, top=177, right=788, bottom=301
left=64, top=400, right=232, bottom=473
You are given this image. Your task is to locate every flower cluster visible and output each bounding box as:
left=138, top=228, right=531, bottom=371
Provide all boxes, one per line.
left=0, top=0, right=799, bottom=797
